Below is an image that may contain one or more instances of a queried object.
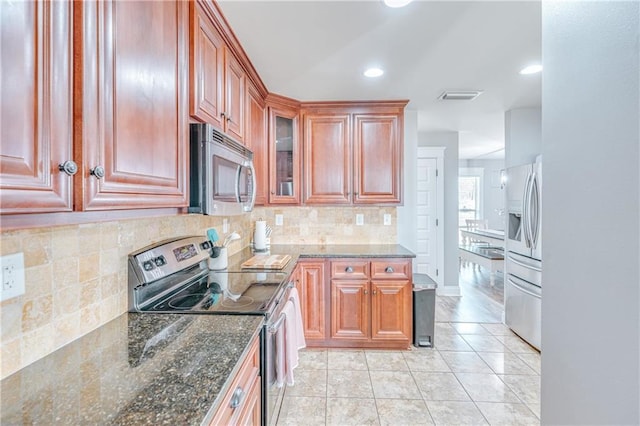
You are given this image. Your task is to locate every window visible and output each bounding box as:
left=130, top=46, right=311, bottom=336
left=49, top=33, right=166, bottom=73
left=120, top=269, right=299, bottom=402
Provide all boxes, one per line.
left=458, top=167, right=484, bottom=232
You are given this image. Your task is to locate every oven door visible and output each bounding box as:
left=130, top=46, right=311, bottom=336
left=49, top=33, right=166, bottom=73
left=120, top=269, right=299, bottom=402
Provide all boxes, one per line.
left=263, top=284, right=292, bottom=425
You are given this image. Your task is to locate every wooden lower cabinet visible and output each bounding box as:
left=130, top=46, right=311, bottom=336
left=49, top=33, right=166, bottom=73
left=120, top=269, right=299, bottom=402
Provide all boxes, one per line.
left=209, top=335, right=261, bottom=425
left=292, top=260, right=326, bottom=344
left=329, top=258, right=412, bottom=349
left=331, top=280, right=369, bottom=340
left=370, top=280, right=413, bottom=342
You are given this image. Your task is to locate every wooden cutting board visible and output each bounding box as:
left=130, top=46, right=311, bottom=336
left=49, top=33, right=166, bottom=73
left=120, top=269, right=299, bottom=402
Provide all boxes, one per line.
left=241, top=254, right=292, bottom=270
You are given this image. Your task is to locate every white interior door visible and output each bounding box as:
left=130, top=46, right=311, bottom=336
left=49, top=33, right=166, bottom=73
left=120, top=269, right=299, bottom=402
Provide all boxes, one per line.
left=415, top=158, right=438, bottom=279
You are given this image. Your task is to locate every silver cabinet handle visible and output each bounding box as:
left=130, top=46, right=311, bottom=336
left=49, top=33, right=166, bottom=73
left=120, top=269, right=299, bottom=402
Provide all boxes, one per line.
left=90, top=166, right=105, bottom=179
left=385, top=267, right=394, bottom=273
left=58, top=160, right=78, bottom=176
left=345, top=266, right=353, bottom=273
left=230, top=386, right=245, bottom=409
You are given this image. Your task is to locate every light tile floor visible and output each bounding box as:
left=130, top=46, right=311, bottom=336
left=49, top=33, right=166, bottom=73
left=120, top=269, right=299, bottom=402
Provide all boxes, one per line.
left=276, top=321, right=540, bottom=426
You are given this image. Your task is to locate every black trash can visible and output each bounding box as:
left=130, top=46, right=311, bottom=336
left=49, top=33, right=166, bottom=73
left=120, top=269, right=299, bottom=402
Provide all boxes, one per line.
left=413, top=273, right=437, bottom=348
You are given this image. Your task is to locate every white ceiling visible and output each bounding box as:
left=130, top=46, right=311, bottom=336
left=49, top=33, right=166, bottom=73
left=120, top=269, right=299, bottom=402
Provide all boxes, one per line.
left=218, top=0, right=541, bottom=160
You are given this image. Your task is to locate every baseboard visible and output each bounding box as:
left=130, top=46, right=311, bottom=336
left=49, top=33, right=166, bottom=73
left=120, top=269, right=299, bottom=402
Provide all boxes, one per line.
left=436, top=285, right=461, bottom=296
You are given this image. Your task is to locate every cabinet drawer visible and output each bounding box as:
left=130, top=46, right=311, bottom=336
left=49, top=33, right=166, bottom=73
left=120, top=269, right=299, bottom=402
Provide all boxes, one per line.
left=209, top=336, right=260, bottom=425
left=370, top=260, right=411, bottom=280
left=331, top=260, right=369, bottom=279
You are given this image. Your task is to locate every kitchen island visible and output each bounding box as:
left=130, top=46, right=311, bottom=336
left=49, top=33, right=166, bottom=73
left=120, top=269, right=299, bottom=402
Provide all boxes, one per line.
left=0, top=313, right=263, bottom=425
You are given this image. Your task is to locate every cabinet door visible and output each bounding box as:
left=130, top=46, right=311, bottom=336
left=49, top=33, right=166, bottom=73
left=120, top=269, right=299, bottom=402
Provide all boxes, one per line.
left=224, top=49, right=246, bottom=143
left=353, top=114, right=402, bottom=204
left=236, top=375, right=261, bottom=426
left=295, top=261, right=326, bottom=341
left=189, top=1, right=224, bottom=128
left=0, top=0, right=74, bottom=213
left=370, top=280, right=412, bottom=342
left=246, top=83, right=268, bottom=206
left=303, top=114, right=351, bottom=204
left=331, top=280, right=369, bottom=341
left=268, top=107, right=300, bottom=204
left=78, top=0, right=188, bottom=210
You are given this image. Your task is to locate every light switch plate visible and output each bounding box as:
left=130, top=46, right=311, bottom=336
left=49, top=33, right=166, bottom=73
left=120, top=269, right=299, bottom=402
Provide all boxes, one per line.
left=356, top=214, right=364, bottom=226
left=275, top=214, right=283, bottom=226
left=383, top=214, right=392, bottom=226
left=1, top=252, right=25, bottom=302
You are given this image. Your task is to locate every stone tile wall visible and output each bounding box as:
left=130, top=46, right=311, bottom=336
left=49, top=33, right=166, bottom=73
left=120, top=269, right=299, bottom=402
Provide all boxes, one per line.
left=0, top=206, right=396, bottom=379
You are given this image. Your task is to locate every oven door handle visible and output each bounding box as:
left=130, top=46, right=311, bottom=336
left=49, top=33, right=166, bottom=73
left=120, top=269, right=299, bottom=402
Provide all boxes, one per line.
left=268, top=312, right=286, bottom=334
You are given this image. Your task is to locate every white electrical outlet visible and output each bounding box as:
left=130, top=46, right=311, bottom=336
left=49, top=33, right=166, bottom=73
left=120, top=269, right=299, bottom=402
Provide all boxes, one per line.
left=383, top=214, right=392, bottom=226
left=275, top=214, right=283, bottom=226
left=356, top=214, right=364, bottom=226
left=1, top=252, right=25, bottom=302
left=223, top=218, right=229, bottom=233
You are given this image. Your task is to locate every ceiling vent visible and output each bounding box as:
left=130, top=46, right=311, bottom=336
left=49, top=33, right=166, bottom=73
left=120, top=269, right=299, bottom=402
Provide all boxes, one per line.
left=437, top=90, right=483, bottom=101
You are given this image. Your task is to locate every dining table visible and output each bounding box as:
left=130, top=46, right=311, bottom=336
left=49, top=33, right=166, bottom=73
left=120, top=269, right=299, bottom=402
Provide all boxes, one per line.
left=460, top=228, right=505, bottom=248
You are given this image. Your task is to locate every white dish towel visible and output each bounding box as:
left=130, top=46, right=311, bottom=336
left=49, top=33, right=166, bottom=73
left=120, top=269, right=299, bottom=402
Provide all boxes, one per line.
left=275, top=287, right=306, bottom=387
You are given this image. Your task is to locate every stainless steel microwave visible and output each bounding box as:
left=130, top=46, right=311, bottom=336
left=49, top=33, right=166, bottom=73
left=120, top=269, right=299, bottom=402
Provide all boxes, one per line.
left=189, top=123, right=256, bottom=216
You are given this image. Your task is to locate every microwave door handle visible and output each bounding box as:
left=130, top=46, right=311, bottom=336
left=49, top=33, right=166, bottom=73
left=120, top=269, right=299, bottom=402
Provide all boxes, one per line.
left=248, top=162, right=257, bottom=210
left=235, top=165, right=242, bottom=202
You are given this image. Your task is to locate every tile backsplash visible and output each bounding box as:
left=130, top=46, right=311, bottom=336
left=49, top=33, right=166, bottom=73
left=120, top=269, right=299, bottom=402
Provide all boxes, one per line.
left=0, top=206, right=396, bottom=379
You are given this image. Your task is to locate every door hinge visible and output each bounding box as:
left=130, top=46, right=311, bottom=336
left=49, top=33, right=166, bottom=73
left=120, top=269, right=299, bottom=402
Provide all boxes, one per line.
left=436, top=218, right=439, bottom=226
left=436, top=269, right=439, bottom=276
left=436, top=169, right=439, bottom=177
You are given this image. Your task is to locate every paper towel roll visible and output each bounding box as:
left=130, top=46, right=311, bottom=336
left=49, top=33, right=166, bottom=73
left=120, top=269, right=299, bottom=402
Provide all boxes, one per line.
left=254, top=220, right=267, bottom=251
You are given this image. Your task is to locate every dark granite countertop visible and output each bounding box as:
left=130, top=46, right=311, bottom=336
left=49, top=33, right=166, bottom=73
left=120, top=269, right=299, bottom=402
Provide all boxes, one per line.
left=0, top=313, right=263, bottom=425
left=226, top=244, right=415, bottom=274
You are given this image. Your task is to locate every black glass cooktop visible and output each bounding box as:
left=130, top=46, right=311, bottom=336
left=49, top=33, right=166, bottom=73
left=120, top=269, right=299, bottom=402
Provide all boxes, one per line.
left=147, top=271, right=288, bottom=315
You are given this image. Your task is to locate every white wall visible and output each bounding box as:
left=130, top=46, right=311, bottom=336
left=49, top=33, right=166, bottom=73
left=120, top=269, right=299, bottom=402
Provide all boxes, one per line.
left=505, top=107, right=541, bottom=168
left=418, top=131, right=459, bottom=292
left=397, top=110, right=418, bottom=254
left=459, top=159, right=505, bottom=230
left=541, top=1, right=639, bottom=424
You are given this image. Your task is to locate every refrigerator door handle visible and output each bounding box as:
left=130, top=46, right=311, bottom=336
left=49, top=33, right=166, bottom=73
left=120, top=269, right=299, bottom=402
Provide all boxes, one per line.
left=507, top=276, right=541, bottom=298
left=507, top=254, right=542, bottom=272
left=522, top=171, right=533, bottom=248
left=530, top=172, right=540, bottom=249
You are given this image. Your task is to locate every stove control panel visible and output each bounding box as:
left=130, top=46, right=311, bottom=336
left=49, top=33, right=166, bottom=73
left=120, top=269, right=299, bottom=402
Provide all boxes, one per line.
left=129, top=236, right=210, bottom=285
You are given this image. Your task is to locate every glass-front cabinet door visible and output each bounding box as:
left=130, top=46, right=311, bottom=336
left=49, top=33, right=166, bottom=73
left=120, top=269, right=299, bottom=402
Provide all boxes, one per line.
left=268, top=105, right=300, bottom=204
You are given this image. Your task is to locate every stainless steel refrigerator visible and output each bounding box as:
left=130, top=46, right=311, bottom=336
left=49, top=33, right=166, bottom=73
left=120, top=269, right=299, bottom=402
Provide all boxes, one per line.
left=505, top=160, right=542, bottom=350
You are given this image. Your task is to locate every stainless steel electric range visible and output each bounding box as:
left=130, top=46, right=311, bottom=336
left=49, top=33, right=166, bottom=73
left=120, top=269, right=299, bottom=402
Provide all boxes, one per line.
left=127, top=236, right=292, bottom=426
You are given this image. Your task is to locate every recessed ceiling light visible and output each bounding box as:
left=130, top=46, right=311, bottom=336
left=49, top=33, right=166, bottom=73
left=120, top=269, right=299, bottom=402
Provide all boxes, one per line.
left=520, top=64, right=543, bottom=75
left=364, top=68, right=384, bottom=78
left=383, top=0, right=413, bottom=7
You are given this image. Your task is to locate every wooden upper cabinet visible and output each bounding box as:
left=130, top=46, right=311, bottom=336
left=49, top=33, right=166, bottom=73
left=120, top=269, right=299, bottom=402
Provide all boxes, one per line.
left=0, top=0, right=74, bottom=214
left=353, top=113, right=402, bottom=204
left=267, top=95, right=301, bottom=204
left=189, top=1, right=224, bottom=128
left=77, top=0, right=188, bottom=210
left=245, top=82, right=268, bottom=206
left=300, top=102, right=406, bottom=206
left=303, top=114, right=351, bottom=204
left=189, top=2, right=246, bottom=144
left=223, top=49, right=245, bottom=142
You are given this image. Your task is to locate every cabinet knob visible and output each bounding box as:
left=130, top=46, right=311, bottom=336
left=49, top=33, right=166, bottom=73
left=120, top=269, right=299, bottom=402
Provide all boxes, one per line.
left=373, top=289, right=377, bottom=295
left=354, top=192, right=359, bottom=196
left=226, top=115, right=232, bottom=122
left=58, top=160, right=78, bottom=176
left=345, top=266, right=353, bottom=273
left=364, top=290, right=368, bottom=295
left=230, top=386, right=245, bottom=409
left=90, top=166, right=105, bottom=179
left=220, top=112, right=226, bottom=118
left=385, top=267, right=394, bottom=273
left=271, top=191, right=275, bottom=195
